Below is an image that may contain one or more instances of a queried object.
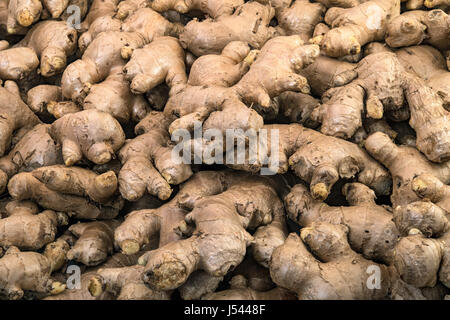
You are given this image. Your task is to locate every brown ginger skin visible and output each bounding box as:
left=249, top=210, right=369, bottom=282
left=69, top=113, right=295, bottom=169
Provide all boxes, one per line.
left=319, top=0, right=400, bottom=57
left=61, top=31, right=145, bottom=103
left=83, top=66, right=151, bottom=123
left=77, top=0, right=120, bottom=51
left=395, top=45, right=450, bottom=110
left=8, top=165, right=123, bottom=220
left=187, top=41, right=255, bottom=88
left=386, top=9, right=449, bottom=52
left=67, top=220, right=121, bottom=266
left=179, top=2, right=277, bottom=56
left=0, top=200, right=67, bottom=250
left=6, top=0, right=42, bottom=33
left=166, top=36, right=319, bottom=135
left=234, top=36, right=320, bottom=108
left=311, top=52, right=450, bottom=163
left=392, top=174, right=450, bottom=288
left=250, top=194, right=288, bottom=268
left=45, top=251, right=147, bottom=300
left=178, top=271, right=223, bottom=300
left=364, top=132, right=450, bottom=208
left=151, top=0, right=243, bottom=19
left=115, top=0, right=148, bottom=20
left=88, top=265, right=172, bottom=300
left=0, top=47, right=38, bottom=81
left=42, top=0, right=69, bottom=18
left=300, top=55, right=357, bottom=97
left=50, top=110, right=125, bottom=166
left=0, top=246, right=65, bottom=300
left=0, top=124, right=62, bottom=194
left=203, top=274, right=295, bottom=300
left=0, top=81, right=41, bottom=158
left=270, top=222, right=398, bottom=299
left=314, top=0, right=364, bottom=7
left=15, top=20, right=78, bottom=77
left=284, top=182, right=399, bottom=263
left=63, top=8, right=182, bottom=102
left=231, top=124, right=392, bottom=201
left=79, top=0, right=118, bottom=31
left=139, top=173, right=285, bottom=290
left=114, top=171, right=236, bottom=255
left=118, top=111, right=193, bottom=201
left=123, top=36, right=187, bottom=96
left=276, top=0, right=326, bottom=43
left=78, top=15, right=122, bottom=53
left=275, top=92, right=320, bottom=127
left=26, top=85, right=62, bottom=114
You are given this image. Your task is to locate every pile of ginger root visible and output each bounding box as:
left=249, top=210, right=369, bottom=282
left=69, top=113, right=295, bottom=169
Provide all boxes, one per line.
left=0, top=0, right=449, bottom=301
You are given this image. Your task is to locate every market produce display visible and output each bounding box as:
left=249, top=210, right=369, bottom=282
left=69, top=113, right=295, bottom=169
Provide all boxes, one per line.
left=0, top=0, right=449, bottom=300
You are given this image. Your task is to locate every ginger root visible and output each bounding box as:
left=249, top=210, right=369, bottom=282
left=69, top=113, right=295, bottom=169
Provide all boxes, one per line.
left=0, top=81, right=41, bottom=158
left=15, top=20, right=78, bottom=77
left=8, top=165, right=124, bottom=220
left=50, top=110, right=125, bottom=166
left=0, top=246, right=65, bottom=300
left=319, top=0, right=400, bottom=57
left=365, top=131, right=450, bottom=208
left=118, top=111, right=193, bottom=201
left=284, top=182, right=399, bottom=263
left=123, top=36, right=187, bottom=96
left=67, top=220, right=121, bottom=266
left=392, top=174, right=449, bottom=288
left=270, top=222, right=399, bottom=299
left=386, top=9, right=449, bottom=52
left=0, top=200, right=67, bottom=250
left=179, top=2, right=276, bottom=56
left=151, top=0, right=243, bottom=19
left=139, top=172, right=286, bottom=290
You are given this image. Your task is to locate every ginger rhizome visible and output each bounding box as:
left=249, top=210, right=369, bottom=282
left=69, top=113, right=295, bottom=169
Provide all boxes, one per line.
left=179, top=2, right=277, bottom=56
left=166, top=35, right=319, bottom=136
left=137, top=171, right=287, bottom=290
left=151, top=0, right=243, bottom=19
left=392, top=174, right=449, bottom=288
left=365, top=132, right=450, bottom=208
left=14, top=20, right=78, bottom=77
left=270, top=222, right=400, bottom=299
left=0, top=200, right=67, bottom=250
left=8, top=165, right=124, bottom=219
left=0, top=246, right=65, bottom=300
left=318, top=0, right=400, bottom=57
left=123, top=36, right=187, bottom=96
left=0, top=81, right=41, bottom=158
left=67, top=220, right=121, bottom=266
left=311, top=52, right=450, bottom=163
left=0, top=124, right=61, bottom=194
left=50, top=110, right=125, bottom=166
left=118, top=111, right=193, bottom=201
left=386, top=9, right=449, bottom=52
left=284, top=182, right=399, bottom=263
